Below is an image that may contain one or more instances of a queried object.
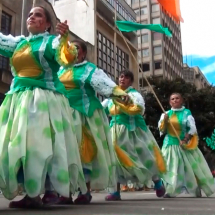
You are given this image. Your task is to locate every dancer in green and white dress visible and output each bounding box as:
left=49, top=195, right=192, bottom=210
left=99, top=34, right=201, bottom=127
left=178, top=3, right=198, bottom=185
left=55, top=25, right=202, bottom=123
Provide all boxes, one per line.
left=158, top=92, right=215, bottom=197
left=103, top=70, right=166, bottom=201
left=57, top=40, right=129, bottom=204
left=0, top=6, right=86, bottom=208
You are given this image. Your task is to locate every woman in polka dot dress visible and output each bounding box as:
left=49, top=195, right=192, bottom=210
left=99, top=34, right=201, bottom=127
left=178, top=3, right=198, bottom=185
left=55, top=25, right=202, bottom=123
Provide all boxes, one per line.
left=159, top=93, right=215, bottom=197
left=0, top=7, right=87, bottom=208
left=103, top=70, right=166, bottom=201
left=57, top=40, right=129, bottom=204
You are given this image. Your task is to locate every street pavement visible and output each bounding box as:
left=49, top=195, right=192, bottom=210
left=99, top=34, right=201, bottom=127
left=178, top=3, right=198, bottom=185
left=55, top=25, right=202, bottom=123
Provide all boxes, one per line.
left=0, top=191, right=215, bottom=215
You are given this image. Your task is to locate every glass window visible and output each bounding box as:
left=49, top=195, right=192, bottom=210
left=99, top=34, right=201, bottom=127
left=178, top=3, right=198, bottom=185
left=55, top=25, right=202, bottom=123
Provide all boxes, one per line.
left=154, top=61, right=162, bottom=69
left=0, top=11, right=12, bottom=70
left=97, top=31, right=129, bottom=78
left=140, top=7, right=148, bottom=15
left=153, top=32, right=162, bottom=40
left=152, top=17, right=160, bottom=24
left=152, top=4, right=160, bottom=13
left=154, top=46, right=162, bottom=55
left=142, top=63, right=150, bottom=72
left=142, top=49, right=149, bottom=57
left=142, top=34, right=148, bottom=43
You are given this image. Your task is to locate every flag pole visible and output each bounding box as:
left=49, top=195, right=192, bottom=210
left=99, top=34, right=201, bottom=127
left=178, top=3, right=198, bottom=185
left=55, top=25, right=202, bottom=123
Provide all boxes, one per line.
left=21, top=0, right=27, bottom=35
left=113, top=1, right=117, bottom=81
left=33, top=0, right=36, bottom=7
left=138, top=0, right=144, bottom=94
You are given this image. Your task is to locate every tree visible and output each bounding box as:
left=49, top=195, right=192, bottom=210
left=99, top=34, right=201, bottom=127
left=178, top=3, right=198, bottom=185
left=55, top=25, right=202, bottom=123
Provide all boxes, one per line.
left=143, top=77, right=215, bottom=160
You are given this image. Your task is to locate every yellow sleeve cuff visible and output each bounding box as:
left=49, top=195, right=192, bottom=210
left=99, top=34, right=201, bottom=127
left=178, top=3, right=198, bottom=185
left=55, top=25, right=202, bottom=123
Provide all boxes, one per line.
left=112, top=86, right=127, bottom=97
left=159, top=120, right=167, bottom=133
left=56, top=35, right=77, bottom=67
left=114, top=99, right=142, bottom=115
left=183, top=134, right=198, bottom=150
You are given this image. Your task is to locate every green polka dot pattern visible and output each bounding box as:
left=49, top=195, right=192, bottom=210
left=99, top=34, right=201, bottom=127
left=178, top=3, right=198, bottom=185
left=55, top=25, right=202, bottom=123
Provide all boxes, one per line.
left=162, top=145, right=215, bottom=197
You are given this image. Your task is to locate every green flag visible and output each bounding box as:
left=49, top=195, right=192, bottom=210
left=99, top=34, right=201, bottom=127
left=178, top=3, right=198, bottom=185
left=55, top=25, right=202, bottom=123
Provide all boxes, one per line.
left=116, top=21, right=172, bottom=37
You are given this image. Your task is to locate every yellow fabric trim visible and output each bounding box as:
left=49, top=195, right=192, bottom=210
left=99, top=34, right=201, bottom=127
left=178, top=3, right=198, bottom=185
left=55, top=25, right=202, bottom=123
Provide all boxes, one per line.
left=80, top=126, right=97, bottom=164
left=114, top=144, right=134, bottom=167
left=56, top=36, right=77, bottom=66
left=167, top=113, right=181, bottom=137
left=59, top=69, right=76, bottom=90
left=183, top=134, right=198, bottom=150
left=12, top=44, right=42, bottom=77
left=114, top=100, right=142, bottom=115
left=112, top=86, right=127, bottom=97
left=109, top=104, right=121, bottom=115
left=159, top=120, right=166, bottom=133
left=153, top=144, right=166, bottom=173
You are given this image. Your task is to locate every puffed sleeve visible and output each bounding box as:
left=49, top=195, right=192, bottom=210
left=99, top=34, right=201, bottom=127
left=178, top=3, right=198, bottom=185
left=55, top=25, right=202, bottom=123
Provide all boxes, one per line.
left=52, top=34, right=77, bottom=66
left=0, top=33, right=24, bottom=57
left=90, top=68, right=127, bottom=97
left=158, top=112, right=168, bottom=135
left=101, top=98, right=110, bottom=115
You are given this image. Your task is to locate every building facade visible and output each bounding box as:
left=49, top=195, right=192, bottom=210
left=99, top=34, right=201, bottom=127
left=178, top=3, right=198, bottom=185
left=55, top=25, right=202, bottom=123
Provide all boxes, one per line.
left=49, top=0, right=139, bottom=94
left=183, top=63, right=210, bottom=89
left=125, top=0, right=183, bottom=90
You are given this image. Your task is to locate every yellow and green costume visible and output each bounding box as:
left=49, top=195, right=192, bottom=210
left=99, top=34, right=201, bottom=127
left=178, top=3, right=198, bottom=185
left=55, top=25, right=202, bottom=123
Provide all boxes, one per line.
left=0, top=32, right=86, bottom=200
left=58, top=60, right=127, bottom=190
left=159, top=106, right=215, bottom=197
left=102, top=86, right=166, bottom=187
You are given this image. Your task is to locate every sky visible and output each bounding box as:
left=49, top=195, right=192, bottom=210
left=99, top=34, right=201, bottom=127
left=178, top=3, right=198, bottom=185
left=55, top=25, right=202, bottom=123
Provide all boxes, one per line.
left=180, top=0, right=215, bottom=84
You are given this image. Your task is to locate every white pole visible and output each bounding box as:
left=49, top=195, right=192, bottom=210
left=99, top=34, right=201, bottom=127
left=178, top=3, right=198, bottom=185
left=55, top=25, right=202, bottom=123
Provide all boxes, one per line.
left=21, top=0, right=27, bottom=35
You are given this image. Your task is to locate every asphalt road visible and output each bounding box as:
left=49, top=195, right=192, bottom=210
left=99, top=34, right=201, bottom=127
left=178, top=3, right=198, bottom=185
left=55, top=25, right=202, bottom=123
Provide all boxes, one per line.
left=0, top=191, right=215, bottom=215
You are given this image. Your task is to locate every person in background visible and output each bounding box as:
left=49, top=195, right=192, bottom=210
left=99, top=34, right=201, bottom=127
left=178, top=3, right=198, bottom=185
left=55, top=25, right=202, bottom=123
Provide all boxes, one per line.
left=103, top=70, right=166, bottom=201
left=158, top=92, right=215, bottom=197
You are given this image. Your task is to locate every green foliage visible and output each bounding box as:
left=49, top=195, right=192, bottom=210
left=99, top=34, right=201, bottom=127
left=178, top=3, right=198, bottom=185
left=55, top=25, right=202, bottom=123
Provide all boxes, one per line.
left=205, top=129, right=215, bottom=150
left=143, top=77, right=215, bottom=158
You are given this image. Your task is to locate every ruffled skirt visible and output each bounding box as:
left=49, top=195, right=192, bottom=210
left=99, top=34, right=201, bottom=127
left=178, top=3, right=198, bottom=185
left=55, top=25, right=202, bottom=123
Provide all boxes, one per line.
left=70, top=108, right=117, bottom=190
left=0, top=88, right=86, bottom=200
left=111, top=125, right=166, bottom=187
left=162, top=145, right=215, bottom=197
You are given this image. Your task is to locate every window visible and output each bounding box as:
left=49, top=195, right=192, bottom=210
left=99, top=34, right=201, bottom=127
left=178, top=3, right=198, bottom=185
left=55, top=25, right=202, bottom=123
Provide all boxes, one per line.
left=97, top=31, right=129, bottom=81
left=141, top=34, right=148, bottom=43
left=153, top=32, right=162, bottom=41
left=152, top=4, right=160, bottom=13
left=154, top=46, right=162, bottom=55
left=132, top=0, right=146, bottom=6
left=107, top=0, right=135, bottom=21
left=0, top=11, right=12, bottom=71
left=154, top=61, right=162, bottom=69
left=152, top=17, right=160, bottom=24
left=142, top=49, right=149, bottom=57
left=1, top=11, right=12, bottom=34
left=140, top=7, right=148, bottom=15
left=142, top=63, right=150, bottom=72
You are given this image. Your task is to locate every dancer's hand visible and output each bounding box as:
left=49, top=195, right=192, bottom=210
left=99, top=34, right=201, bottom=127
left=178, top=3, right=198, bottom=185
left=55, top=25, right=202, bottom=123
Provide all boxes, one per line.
left=164, top=114, right=169, bottom=122
left=56, top=20, right=69, bottom=36
left=121, top=95, right=130, bottom=104
left=180, top=140, right=186, bottom=145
